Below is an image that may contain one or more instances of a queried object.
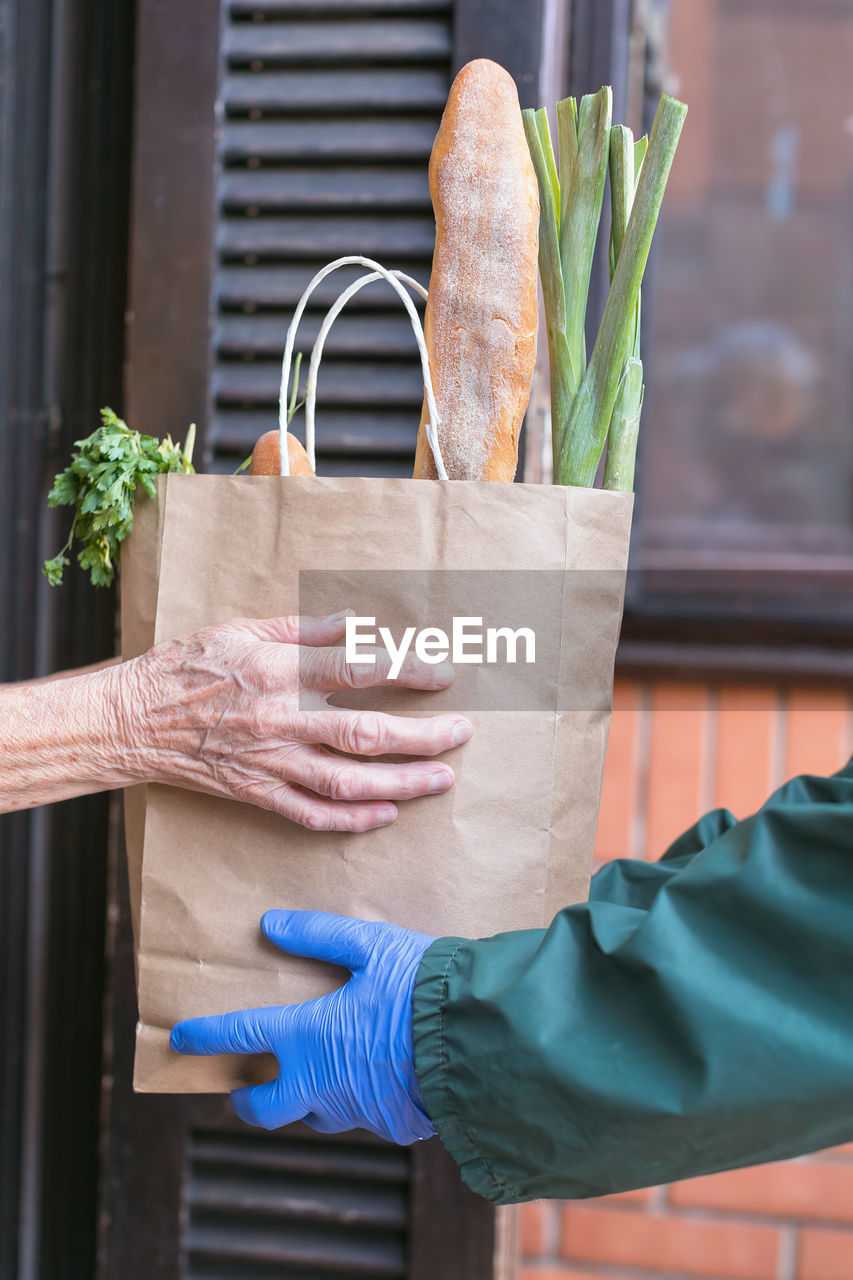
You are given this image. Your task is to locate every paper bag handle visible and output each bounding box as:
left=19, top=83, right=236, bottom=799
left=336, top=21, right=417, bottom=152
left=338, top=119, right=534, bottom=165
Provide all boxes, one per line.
left=278, top=256, right=448, bottom=480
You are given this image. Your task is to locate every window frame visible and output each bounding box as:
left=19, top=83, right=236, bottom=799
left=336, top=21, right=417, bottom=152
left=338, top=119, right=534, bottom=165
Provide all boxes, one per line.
left=565, top=0, right=853, bottom=679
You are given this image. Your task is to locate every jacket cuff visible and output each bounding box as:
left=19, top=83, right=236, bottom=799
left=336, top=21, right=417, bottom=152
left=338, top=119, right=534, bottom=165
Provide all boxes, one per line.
left=411, top=936, right=509, bottom=1204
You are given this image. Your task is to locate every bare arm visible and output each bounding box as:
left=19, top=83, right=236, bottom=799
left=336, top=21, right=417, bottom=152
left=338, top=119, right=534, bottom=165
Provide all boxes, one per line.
left=27, top=655, right=122, bottom=684
left=0, top=613, right=471, bottom=829
left=0, top=663, right=135, bottom=810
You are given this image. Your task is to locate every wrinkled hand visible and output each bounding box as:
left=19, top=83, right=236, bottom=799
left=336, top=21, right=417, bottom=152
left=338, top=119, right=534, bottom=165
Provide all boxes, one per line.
left=171, top=910, right=436, bottom=1144
left=120, top=612, right=471, bottom=830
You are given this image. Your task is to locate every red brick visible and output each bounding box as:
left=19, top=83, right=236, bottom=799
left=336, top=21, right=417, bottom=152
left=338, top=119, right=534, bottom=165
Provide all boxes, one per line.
left=595, top=680, right=643, bottom=862
left=521, top=1270, right=636, bottom=1280
left=714, top=686, right=778, bottom=817
left=784, top=690, right=850, bottom=780
left=521, top=1202, right=548, bottom=1256
left=559, top=1273, right=638, bottom=1280
left=594, top=1186, right=654, bottom=1206
left=670, top=1159, right=853, bottom=1223
left=645, top=683, right=712, bottom=858
left=798, top=1226, right=853, bottom=1280
left=560, top=1204, right=779, bottom=1279
left=821, top=1143, right=853, bottom=1162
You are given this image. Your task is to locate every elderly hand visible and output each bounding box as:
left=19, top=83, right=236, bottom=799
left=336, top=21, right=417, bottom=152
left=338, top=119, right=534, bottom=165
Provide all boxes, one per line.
left=171, top=909, right=436, bottom=1144
left=122, top=611, right=470, bottom=831
left=0, top=612, right=470, bottom=821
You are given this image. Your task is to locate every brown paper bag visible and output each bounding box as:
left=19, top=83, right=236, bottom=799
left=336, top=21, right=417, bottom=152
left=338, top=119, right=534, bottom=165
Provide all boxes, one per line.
left=119, top=481, right=167, bottom=953
left=122, top=472, right=632, bottom=1092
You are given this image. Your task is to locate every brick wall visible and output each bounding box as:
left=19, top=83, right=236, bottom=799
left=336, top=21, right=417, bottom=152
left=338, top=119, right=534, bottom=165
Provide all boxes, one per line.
left=519, top=678, right=853, bottom=1280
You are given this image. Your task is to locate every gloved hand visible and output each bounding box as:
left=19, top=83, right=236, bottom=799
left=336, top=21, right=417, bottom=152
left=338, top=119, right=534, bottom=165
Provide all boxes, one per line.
left=170, top=909, right=437, bottom=1145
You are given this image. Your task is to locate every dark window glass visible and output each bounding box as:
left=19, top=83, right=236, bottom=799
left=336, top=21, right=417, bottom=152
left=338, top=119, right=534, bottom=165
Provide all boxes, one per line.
left=635, top=0, right=853, bottom=605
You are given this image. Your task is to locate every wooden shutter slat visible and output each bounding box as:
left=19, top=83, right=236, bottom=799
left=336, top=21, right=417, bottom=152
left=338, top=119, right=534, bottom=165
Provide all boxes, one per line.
left=187, top=1219, right=405, bottom=1274
left=214, top=410, right=418, bottom=456
left=215, top=359, right=424, bottom=406
left=218, top=263, right=430, bottom=308
left=212, top=3, right=446, bottom=480
left=218, top=214, right=436, bottom=259
left=186, top=1126, right=409, bottom=1277
left=221, top=166, right=431, bottom=212
left=191, top=1130, right=409, bottom=1179
left=217, top=313, right=423, bottom=358
left=224, top=68, right=448, bottom=112
left=189, top=1174, right=407, bottom=1228
left=224, top=118, right=437, bottom=162
left=229, top=0, right=451, bottom=13
left=226, top=18, right=451, bottom=62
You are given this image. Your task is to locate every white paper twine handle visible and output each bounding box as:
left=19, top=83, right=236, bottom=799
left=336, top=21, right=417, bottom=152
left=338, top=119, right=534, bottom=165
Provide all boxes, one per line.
left=278, top=255, right=447, bottom=480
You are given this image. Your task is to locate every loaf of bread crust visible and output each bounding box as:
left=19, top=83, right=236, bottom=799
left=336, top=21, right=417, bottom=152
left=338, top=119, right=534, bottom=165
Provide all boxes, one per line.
left=413, top=59, right=539, bottom=481
left=249, top=430, right=315, bottom=476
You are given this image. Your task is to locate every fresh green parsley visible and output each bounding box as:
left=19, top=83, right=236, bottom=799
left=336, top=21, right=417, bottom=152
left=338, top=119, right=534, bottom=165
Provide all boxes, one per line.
left=44, top=408, right=195, bottom=589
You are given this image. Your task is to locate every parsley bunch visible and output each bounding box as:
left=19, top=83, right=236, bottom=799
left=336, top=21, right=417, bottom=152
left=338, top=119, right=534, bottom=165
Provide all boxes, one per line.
left=44, top=408, right=195, bottom=588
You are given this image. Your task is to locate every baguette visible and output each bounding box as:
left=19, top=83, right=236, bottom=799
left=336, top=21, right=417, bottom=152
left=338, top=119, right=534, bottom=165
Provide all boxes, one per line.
left=249, top=431, right=315, bottom=476
left=413, top=59, right=539, bottom=481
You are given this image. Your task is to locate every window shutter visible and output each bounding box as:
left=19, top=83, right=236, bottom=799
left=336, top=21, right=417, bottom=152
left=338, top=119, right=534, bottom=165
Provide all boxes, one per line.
left=105, top=3, right=559, bottom=1276
left=187, top=1121, right=409, bottom=1277
left=210, top=0, right=453, bottom=477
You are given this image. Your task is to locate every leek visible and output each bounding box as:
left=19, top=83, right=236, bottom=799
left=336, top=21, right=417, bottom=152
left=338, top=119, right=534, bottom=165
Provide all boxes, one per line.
left=525, top=90, right=687, bottom=490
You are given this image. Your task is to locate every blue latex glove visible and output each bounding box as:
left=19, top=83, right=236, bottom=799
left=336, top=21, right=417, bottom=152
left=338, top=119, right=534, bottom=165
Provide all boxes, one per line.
left=170, top=909, right=437, bottom=1145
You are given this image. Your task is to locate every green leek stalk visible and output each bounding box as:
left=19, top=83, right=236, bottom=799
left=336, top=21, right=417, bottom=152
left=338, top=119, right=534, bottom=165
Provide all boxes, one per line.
left=556, top=94, right=687, bottom=486
left=558, top=89, right=613, bottom=407
left=181, top=421, right=197, bottom=469
left=523, top=109, right=572, bottom=477
left=523, top=88, right=613, bottom=476
left=602, top=128, right=647, bottom=492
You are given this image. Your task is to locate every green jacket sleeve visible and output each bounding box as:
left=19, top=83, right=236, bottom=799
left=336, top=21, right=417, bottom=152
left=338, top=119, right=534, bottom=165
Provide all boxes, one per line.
left=589, top=807, right=737, bottom=910
left=412, top=761, right=853, bottom=1204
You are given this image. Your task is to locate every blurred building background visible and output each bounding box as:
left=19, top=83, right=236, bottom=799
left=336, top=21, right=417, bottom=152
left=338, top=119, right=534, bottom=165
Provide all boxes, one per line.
left=644, top=0, right=853, bottom=559
left=2, top=0, right=853, bottom=1278
left=523, top=6, right=853, bottom=1279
